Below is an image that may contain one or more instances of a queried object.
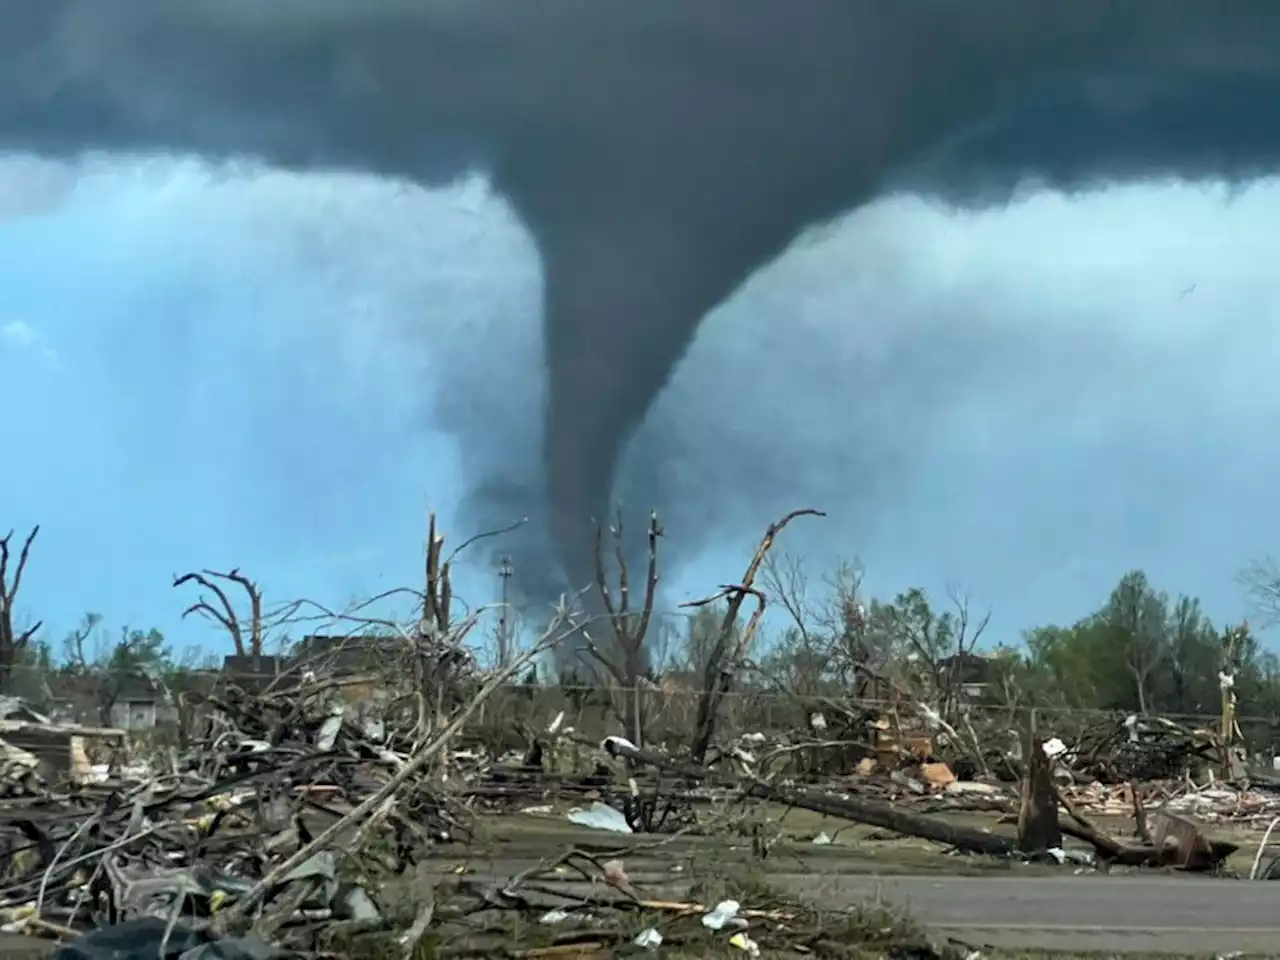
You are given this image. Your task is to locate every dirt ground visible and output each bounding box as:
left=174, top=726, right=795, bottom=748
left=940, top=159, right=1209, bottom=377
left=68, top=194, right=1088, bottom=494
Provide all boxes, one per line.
left=452, top=801, right=1271, bottom=880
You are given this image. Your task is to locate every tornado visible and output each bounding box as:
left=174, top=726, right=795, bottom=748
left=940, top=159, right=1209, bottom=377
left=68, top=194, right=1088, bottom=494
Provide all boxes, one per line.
left=4, top=0, right=1280, bottom=598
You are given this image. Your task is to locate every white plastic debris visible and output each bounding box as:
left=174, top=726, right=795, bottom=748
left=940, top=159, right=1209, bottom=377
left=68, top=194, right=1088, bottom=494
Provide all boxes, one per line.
left=316, top=705, right=345, bottom=751
left=740, top=732, right=766, bottom=745
left=602, top=735, right=638, bottom=755
left=1042, top=737, right=1067, bottom=759
left=809, top=712, right=828, bottom=733
left=918, top=704, right=942, bottom=730
left=1124, top=714, right=1139, bottom=742
left=944, top=780, right=1000, bottom=796
left=1219, top=671, right=1236, bottom=690
left=729, top=932, right=761, bottom=956
left=701, top=900, right=740, bottom=930
left=731, top=746, right=757, bottom=765
left=812, top=831, right=833, bottom=845
left=566, top=802, right=633, bottom=834
left=1046, top=847, right=1066, bottom=864
left=335, top=885, right=382, bottom=921
left=633, top=927, right=663, bottom=949
left=546, top=711, right=565, bottom=735
left=539, top=909, right=571, bottom=925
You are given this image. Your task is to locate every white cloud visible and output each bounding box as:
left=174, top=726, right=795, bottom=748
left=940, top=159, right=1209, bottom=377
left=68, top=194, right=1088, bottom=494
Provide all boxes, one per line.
left=0, top=319, right=60, bottom=367
left=0, top=319, right=37, bottom=347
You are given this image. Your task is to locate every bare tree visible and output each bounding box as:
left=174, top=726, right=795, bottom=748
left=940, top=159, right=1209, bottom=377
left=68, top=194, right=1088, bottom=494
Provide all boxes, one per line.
left=761, top=552, right=814, bottom=649
left=0, top=526, right=40, bottom=692
left=579, top=511, right=661, bottom=750
left=760, top=552, right=842, bottom=697
left=808, top=561, right=878, bottom=697
left=930, top=586, right=992, bottom=719
left=173, top=567, right=265, bottom=669
left=62, top=612, right=102, bottom=671
left=1240, top=556, right=1280, bottom=628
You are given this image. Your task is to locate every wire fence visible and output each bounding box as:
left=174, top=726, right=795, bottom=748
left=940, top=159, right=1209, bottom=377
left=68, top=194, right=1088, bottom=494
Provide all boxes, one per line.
left=451, top=684, right=1280, bottom=759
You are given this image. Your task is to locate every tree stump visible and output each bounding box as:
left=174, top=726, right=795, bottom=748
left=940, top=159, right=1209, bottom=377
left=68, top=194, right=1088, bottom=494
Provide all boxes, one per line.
left=1018, top=733, right=1061, bottom=853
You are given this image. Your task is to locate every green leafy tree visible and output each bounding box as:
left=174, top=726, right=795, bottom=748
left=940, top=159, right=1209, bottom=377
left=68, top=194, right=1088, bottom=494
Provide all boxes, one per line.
left=1096, top=570, right=1170, bottom=714
left=1163, top=595, right=1222, bottom=715
left=1019, top=570, right=1248, bottom=719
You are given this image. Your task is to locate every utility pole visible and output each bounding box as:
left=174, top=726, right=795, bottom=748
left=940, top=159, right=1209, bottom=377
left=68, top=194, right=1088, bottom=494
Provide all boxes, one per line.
left=497, top=556, right=514, bottom=668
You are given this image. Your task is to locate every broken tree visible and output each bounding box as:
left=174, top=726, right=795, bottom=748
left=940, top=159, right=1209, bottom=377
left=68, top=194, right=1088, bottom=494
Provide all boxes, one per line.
left=172, top=567, right=266, bottom=671
left=579, top=510, right=662, bottom=752
left=0, top=525, right=40, bottom=693
left=685, top=508, right=824, bottom=767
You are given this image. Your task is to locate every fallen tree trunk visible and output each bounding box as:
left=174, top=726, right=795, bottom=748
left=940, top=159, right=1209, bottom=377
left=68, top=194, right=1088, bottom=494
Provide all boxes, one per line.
left=593, top=735, right=1015, bottom=857
left=591, top=735, right=1236, bottom=870
left=750, top=779, right=1015, bottom=856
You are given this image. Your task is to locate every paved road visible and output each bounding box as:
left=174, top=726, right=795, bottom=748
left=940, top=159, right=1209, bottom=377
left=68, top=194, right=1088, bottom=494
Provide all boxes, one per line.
left=438, top=855, right=1280, bottom=953
left=11, top=872, right=1276, bottom=956
left=788, top=874, right=1280, bottom=953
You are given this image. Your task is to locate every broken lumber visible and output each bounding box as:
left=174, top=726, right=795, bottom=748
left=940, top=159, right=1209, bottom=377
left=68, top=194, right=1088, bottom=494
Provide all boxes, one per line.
left=1055, top=785, right=1235, bottom=871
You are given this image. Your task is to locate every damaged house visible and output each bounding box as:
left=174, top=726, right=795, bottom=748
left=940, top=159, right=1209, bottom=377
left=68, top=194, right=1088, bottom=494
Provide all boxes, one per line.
left=0, top=696, right=125, bottom=784
left=289, top=634, right=402, bottom=704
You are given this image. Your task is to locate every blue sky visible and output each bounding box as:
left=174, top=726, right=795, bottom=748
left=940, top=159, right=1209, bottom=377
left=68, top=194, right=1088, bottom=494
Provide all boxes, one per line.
left=2, top=154, right=1280, bottom=659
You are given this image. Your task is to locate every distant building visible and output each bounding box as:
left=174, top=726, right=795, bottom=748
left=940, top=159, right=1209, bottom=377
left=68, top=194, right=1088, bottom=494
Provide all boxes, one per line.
left=108, top=672, right=178, bottom=731
left=937, top=651, right=996, bottom=700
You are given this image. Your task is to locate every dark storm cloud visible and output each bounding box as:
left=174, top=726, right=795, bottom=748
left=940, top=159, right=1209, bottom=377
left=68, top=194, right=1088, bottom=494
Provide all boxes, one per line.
left=5, top=0, right=1280, bottom=603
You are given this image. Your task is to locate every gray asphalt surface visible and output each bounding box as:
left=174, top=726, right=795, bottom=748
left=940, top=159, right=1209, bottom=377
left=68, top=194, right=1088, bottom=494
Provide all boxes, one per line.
left=789, top=874, right=1280, bottom=953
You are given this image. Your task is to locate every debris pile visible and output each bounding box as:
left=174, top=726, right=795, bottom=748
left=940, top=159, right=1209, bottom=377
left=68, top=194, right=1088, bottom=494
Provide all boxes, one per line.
left=0, top=681, right=465, bottom=952
left=0, top=578, right=578, bottom=960
left=0, top=680, right=1264, bottom=957
left=1048, top=714, right=1225, bottom=783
